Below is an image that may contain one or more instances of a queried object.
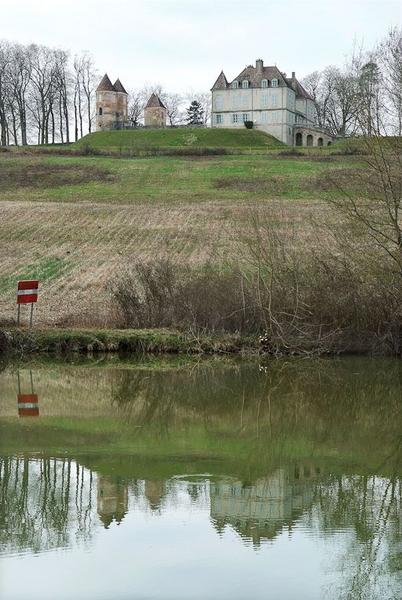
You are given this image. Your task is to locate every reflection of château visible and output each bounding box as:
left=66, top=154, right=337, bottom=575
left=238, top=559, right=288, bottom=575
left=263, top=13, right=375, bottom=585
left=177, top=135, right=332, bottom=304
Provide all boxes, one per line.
left=144, top=480, right=166, bottom=511
left=97, top=476, right=128, bottom=528
left=210, top=465, right=319, bottom=547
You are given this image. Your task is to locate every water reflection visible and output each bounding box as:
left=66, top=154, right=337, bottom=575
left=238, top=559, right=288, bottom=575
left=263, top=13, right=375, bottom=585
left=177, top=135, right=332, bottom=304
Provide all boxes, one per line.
left=97, top=475, right=128, bottom=528
left=17, top=370, right=39, bottom=417
left=0, top=357, right=401, bottom=599
left=210, top=466, right=318, bottom=547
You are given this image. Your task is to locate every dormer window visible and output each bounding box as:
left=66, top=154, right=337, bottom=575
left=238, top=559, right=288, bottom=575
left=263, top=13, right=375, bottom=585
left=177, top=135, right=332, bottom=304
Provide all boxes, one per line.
left=261, top=79, right=268, bottom=88
left=232, top=81, right=239, bottom=89
left=242, top=80, right=249, bottom=89
left=99, top=107, right=103, bottom=115
left=272, top=79, right=278, bottom=87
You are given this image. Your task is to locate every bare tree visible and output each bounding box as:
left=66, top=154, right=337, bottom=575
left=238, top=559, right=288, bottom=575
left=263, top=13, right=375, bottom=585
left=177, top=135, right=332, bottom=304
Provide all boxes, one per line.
left=160, top=92, right=183, bottom=126
left=378, top=27, right=402, bottom=135
left=328, top=135, right=402, bottom=274
left=80, top=53, right=97, bottom=134
left=0, top=41, right=11, bottom=145
left=26, top=44, right=58, bottom=145
left=127, top=88, right=146, bottom=127
left=7, top=43, right=32, bottom=145
left=73, top=55, right=84, bottom=141
left=302, top=70, right=332, bottom=129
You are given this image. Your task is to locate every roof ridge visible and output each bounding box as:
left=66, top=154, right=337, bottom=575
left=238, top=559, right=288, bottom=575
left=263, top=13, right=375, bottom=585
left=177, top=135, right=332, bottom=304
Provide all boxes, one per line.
left=113, top=78, right=128, bottom=94
left=96, top=73, right=116, bottom=92
left=145, top=93, right=166, bottom=109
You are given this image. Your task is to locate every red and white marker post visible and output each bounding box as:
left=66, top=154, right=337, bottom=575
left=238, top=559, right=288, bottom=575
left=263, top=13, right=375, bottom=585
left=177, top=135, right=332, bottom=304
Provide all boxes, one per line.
left=17, top=280, right=39, bottom=327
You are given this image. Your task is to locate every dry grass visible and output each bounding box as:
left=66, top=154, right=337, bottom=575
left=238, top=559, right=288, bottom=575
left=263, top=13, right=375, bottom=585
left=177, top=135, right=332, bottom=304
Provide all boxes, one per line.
left=0, top=197, right=325, bottom=326
left=0, top=152, right=357, bottom=327
left=0, top=159, right=113, bottom=191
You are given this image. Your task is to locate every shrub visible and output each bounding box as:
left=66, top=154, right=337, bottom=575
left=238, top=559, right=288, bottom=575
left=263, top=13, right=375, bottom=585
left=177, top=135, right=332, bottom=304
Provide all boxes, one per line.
left=111, top=259, right=262, bottom=334
left=244, top=121, right=254, bottom=129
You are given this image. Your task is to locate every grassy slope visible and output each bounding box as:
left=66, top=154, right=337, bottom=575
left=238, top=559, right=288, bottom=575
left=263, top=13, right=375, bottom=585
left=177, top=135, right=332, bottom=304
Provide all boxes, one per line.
left=76, top=127, right=284, bottom=149
left=0, top=150, right=359, bottom=326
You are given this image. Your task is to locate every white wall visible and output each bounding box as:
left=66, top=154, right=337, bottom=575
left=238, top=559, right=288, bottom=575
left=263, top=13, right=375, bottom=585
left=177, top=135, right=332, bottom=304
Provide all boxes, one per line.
left=212, top=85, right=307, bottom=143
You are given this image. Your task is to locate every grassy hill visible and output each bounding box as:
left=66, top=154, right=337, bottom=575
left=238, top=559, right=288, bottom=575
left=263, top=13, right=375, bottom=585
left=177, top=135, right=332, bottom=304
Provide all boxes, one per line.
left=75, top=127, right=284, bottom=150
left=0, top=150, right=360, bottom=327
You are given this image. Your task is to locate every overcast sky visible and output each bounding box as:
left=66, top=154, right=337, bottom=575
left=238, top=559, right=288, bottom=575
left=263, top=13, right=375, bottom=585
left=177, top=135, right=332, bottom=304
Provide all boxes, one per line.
left=3, top=0, right=402, bottom=92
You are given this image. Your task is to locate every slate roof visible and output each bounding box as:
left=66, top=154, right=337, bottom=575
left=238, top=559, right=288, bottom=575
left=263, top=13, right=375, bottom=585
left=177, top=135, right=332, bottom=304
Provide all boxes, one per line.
left=211, top=61, right=314, bottom=100
left=285, top=77, right=314, bottom=101
left=96, top=73, right=116, bottom=92
left=211, top=70, right=229, bottom=91
left=232, top=64, right=288, bottom=88
left=145, top=93, right=166, bottom=109
left=113, top=78, right=128, bottom=94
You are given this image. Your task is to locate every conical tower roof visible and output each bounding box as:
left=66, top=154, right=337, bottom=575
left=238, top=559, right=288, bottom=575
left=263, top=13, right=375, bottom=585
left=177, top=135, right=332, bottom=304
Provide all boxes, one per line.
left=145, top=93, right=166, bottom=109
left=96, top=73, right=116, bottom=92
left=113, top=78, right=127, bottom=94
left=211, top=70, right=228, bottom=91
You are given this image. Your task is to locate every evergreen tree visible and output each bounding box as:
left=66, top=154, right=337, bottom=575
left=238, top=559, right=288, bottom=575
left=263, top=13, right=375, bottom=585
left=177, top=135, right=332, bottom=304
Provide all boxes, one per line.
left=186, top=100, right=204, bottom=125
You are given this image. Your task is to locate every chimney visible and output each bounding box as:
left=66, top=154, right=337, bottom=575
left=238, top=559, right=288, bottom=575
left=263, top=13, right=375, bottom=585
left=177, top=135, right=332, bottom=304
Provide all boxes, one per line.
left=292, top=71, right=296, bottom=80
left=256, top=59, right=263, bottom=74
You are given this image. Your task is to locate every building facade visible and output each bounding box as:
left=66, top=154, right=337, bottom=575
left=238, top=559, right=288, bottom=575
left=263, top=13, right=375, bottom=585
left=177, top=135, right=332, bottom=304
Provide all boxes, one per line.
left=96, top=74, right=128, bottom=131
left=211, top=59, right=332, bottom=146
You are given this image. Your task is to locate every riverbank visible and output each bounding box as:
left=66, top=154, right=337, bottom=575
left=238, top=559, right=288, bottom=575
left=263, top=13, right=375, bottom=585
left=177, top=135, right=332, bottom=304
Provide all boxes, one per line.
left=0, top=327, right=257, bottom=356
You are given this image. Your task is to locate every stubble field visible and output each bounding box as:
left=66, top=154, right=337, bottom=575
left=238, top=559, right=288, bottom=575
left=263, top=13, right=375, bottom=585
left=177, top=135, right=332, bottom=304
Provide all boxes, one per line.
left=0, top=151, right=358, bottom=326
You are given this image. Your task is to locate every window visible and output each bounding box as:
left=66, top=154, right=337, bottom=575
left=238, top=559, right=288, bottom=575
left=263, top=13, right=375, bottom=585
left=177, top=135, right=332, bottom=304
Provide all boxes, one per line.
left=271, top=93, right=277, bottom=107
left=232, top=113, right=239, bottom=124
left=231, top=95, right=241, bottom=109
left=242, top=80, right=249, bottom=89
left=215, top=95, right=223, bottom=110
left=261, top=94, right=269, bottom=108
left=216, top=114, right=223, bottom=124
left=261, top=79, right=268, bottom=88
left=242, top=113, right=249, bottom=122
left=261, top=111, right=268, bottom=122
left=271, top=78, right=278, bottom=87
left=99, top=107, right=103, bottom=115
left=231, top=81, right=238, bottom=89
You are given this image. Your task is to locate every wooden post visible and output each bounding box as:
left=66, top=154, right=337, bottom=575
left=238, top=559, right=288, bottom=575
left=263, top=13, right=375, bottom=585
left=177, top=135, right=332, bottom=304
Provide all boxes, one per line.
left=17, top=304, right=21, bottom=327
left=29, top=303, right=34, bottom=328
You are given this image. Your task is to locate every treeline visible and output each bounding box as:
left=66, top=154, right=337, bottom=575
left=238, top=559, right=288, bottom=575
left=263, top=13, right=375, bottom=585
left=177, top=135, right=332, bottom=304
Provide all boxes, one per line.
left=0, top=40, right=211, bottom=146
left=0, top=41, right=97, bottom=146
left=302, top=28, right=402, bottom=136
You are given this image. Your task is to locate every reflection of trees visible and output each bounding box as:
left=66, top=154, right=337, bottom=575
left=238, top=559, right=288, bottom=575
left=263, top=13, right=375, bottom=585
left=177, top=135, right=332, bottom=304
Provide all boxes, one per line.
left=314, top=467, right=402, bottom=599
left=0, top=456, right=94, bottom=553
left=108, top=359, right=402, bottom=480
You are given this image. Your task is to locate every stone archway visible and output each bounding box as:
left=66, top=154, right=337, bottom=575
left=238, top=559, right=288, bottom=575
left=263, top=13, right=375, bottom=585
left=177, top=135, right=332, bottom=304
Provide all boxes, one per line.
left=295, top=132, right=303, bottom=146
left=306, top=134, right=313, bottom=147
left=317, top=137, right=323, bottom=147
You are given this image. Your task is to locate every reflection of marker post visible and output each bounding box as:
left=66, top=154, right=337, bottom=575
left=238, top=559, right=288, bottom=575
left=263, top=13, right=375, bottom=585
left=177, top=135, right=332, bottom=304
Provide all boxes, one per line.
left=17, top=369, right=39, bottom=417
left=16, top=280, right=39, bottom=327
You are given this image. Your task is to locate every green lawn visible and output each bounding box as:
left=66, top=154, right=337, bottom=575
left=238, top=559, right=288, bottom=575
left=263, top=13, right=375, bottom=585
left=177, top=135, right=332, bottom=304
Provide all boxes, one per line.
left=75, top=127, right=284, bottom=150
left=0, top=152, right=358, bottom=205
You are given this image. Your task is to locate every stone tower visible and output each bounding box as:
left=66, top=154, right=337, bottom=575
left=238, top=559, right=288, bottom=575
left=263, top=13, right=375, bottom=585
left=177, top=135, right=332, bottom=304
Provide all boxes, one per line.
left=96, top=74, right=128, bottom=131
left=144, top=93, right=167, bottom=128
